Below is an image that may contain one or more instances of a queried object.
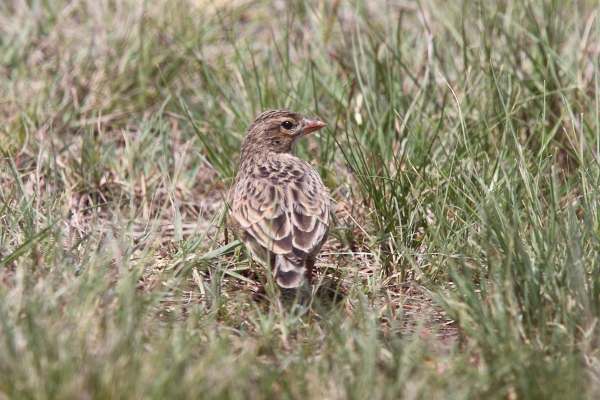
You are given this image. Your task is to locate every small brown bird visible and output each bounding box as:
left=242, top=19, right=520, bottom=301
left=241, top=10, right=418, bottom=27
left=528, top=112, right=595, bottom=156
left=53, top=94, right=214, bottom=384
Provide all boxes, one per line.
left=229, top=110, right=330, bottom=288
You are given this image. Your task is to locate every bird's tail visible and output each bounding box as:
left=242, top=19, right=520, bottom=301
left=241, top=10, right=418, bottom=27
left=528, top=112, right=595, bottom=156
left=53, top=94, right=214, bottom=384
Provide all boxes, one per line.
left=274, top=255, right=305, bottom=288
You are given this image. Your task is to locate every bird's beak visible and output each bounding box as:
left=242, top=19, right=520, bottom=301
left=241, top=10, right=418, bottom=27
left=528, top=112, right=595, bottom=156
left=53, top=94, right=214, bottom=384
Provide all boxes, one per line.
left=301, top=119, right=326, bottom=136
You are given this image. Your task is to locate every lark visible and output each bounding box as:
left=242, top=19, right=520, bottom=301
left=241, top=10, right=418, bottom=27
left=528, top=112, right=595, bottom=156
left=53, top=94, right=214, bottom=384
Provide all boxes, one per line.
left=229, top=110, right=330, bottom=288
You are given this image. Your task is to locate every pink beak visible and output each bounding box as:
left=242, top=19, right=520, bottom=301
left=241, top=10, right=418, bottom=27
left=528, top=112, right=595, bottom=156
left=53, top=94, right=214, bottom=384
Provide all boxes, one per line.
left=301, top=119, right=326, bottom=135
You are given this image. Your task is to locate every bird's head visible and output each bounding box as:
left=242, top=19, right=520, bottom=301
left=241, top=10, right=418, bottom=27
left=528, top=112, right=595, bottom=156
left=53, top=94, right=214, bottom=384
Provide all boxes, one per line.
left=240, top=110, right=326, bottom=157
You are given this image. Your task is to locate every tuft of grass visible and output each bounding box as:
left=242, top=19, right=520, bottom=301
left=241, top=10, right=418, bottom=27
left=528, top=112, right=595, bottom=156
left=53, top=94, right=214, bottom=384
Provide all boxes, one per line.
left=1, top=0, right=600, bottom=398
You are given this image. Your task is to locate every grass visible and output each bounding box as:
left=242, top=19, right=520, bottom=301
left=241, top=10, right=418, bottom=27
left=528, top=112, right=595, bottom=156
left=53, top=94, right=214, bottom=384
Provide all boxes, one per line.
left=1, top=0, right=600, bottom=398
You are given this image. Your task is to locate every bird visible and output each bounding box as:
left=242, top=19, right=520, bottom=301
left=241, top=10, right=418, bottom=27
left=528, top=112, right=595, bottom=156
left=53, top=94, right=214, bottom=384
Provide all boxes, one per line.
left=229, top=109, right=330, bottom=288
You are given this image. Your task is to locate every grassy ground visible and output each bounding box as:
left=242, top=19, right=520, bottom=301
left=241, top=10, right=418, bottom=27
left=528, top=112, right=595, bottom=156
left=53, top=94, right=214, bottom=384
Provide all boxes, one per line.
left=1, top=0, right=600, bottom=398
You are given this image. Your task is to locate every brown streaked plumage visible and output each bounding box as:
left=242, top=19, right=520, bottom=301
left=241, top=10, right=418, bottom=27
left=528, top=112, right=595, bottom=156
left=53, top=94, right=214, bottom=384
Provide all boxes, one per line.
left=229, top=110, right=330, bottom=288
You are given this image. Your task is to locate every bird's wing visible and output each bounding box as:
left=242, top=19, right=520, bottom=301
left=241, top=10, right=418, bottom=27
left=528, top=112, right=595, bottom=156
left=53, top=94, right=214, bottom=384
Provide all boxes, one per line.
left=231, top=165, right=329, bottom=261
left=285, top=167, right=330, bottom=260
left=231, top=177, right=294, bottom=256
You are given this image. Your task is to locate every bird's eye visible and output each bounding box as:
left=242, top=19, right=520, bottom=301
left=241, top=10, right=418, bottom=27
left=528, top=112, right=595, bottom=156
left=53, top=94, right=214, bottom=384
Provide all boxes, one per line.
left=272, top=140, right=281, bottom=145
left=281, top=121, right=294, bottom=130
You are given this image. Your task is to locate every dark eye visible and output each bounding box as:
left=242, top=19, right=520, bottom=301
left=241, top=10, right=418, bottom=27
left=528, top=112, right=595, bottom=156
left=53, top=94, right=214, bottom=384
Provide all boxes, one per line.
left=281, top=121, right=294, bottom=130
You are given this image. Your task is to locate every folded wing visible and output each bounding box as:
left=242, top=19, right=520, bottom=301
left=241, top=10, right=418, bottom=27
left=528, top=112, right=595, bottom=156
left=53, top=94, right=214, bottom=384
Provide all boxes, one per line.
left=231, top=163, right=330, bottom=287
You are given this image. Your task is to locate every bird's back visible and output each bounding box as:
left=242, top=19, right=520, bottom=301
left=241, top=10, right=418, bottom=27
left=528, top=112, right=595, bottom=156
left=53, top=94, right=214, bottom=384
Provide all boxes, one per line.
left=230, top=154, right=330, bottom=287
